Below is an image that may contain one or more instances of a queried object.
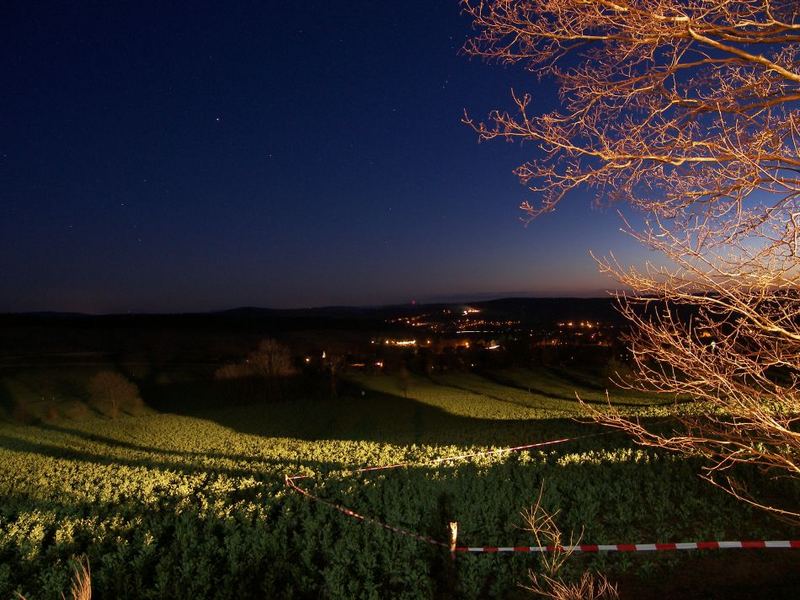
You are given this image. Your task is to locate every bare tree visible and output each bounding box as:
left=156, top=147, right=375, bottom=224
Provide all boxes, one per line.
left=247, top=339, right=296, bottom=379
left=463, top=0, right=800, bottom=518
left=88, top=371, right=141, bottom=418
left=215, top=339, right=296, bottom=380
left=215, top=339, right=297, bottom=400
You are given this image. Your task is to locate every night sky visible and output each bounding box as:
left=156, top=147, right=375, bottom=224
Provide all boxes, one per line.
left=1, top=1, right=648, bottom=313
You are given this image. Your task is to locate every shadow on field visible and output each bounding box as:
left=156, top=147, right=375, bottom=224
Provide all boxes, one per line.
left=0, top=431, right=333, bottom=481
left=134, top=375, right=672, bottom=447
left=617, top=551, right=800, bottom=600
left=425, top=373, right=551, bottom=412
left=478, top=369, right=660, bottom=408
left=34, top=421, right=313, bottom=465
left=0, top=381, right=14, bottom=418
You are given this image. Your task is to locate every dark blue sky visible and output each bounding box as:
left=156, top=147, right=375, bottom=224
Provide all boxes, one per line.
left=1, top=1, right=646, bottom=313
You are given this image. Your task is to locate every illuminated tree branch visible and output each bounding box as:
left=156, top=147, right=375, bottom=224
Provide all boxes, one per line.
left=464, top=0, right=800, bottom=519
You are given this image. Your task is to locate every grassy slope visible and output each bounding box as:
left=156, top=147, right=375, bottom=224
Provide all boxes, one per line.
left=0, top=368, right=798, bottom=599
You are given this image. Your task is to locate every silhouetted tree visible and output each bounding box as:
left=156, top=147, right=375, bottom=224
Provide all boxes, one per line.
left=247, top=339, right=296, bottom=378
left=88, top=371, right=141, bottom=418
left=215, top=338, right=296, bottom=400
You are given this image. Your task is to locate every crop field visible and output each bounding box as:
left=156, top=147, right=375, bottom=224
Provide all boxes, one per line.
left=1, top=366, right=799, bottom=598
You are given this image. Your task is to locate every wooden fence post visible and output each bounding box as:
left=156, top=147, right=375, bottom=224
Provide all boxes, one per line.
left=449, top=521, right=458, bottom=560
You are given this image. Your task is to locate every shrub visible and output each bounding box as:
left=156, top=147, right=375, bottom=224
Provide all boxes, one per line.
left=87, top=371, right=141, bottom=418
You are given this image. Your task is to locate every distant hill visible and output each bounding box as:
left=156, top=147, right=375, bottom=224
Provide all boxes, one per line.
left=1, top=297, right=624, bottom=330
left=0, top=298, right=624, bottom=360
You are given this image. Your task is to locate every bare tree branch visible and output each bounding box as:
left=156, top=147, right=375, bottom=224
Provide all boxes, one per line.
left=464, top=0, right=800, bottom=519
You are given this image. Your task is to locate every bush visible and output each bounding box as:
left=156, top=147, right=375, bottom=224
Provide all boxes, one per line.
left=87, top=371, right=142, bottom=418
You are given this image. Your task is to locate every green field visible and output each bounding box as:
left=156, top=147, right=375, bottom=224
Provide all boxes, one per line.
left=1, top=367, right=798, bottom=598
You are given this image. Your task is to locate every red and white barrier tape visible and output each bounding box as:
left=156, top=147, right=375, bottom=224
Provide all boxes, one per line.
left=285, top=473, right=449, bottom=547
left=285, top=434, right=800, bottom=555
left=454, top=541, right=800, bottom=553
left=285, top=436, right=585, bottom=548
left=289, top=435, right=582, bottom=482
left=285, top=436, right=584, bottom=547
